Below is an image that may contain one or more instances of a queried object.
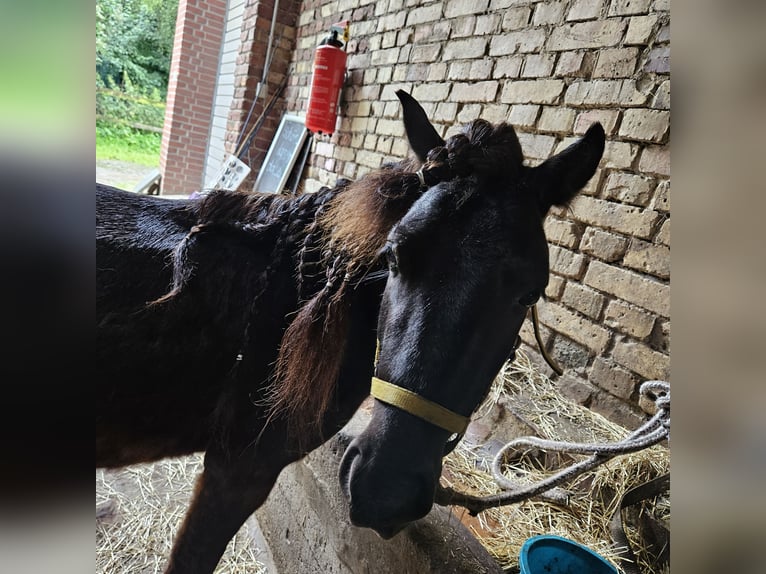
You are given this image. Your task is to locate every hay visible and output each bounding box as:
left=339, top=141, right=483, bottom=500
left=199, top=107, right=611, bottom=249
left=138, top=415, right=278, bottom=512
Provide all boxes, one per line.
left=96, top=453, right=267, bottom=574
left=441, top=350, right=670, bottom=573
left=95, top=350, right=668, bottom=573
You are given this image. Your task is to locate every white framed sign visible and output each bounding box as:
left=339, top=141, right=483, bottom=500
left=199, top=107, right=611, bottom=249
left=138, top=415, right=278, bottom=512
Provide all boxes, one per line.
left=253, top=114, right=309, bottom=194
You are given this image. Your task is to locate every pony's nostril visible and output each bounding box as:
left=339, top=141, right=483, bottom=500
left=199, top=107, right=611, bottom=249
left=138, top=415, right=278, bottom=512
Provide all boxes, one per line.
left=338, top=444, right=361, bottom=498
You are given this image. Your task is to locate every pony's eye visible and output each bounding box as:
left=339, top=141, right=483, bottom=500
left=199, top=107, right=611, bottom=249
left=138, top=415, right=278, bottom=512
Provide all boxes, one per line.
left=385, top=244, right=399, bottom=275
left=519, top=291, right=540, bottom=307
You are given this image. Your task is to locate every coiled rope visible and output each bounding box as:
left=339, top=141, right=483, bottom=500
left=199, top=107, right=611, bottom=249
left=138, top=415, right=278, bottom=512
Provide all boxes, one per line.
left=435, top=380, right=670, bottom=514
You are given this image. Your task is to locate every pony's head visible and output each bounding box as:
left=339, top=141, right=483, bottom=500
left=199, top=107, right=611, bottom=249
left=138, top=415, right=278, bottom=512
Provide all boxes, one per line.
left=338, top=91, right=605, bottom=538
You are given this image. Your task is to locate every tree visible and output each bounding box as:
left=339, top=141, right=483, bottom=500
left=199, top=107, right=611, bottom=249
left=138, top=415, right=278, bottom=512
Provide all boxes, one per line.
left=96, top=0, right=179, bottom=97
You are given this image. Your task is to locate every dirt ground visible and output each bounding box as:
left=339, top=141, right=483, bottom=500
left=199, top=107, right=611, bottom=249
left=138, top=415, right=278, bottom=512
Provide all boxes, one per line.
left=96, top=159, right=159, bottom=192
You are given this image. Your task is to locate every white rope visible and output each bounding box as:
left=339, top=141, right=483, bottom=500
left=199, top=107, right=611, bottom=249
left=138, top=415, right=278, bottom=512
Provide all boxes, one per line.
left=435, top=381, right=670, bottom=513
left=492, top=380, right=669, bottom=494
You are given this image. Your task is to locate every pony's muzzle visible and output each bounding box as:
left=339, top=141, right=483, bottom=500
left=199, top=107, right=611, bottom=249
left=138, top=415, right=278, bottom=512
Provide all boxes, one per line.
left=339, top=433, right=437, bottom=538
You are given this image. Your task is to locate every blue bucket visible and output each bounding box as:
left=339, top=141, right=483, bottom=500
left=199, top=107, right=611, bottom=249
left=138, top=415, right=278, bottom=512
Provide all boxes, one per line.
left=519, top=534, right=618, bottom=574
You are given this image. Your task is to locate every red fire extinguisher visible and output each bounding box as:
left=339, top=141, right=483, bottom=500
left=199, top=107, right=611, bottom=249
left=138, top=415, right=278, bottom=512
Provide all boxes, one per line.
left=305, top=21, right=349, bottom=136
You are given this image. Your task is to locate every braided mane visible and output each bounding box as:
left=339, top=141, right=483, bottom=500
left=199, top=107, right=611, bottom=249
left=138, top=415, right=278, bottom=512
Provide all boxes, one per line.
left=269, top=118, right=525, bottom=431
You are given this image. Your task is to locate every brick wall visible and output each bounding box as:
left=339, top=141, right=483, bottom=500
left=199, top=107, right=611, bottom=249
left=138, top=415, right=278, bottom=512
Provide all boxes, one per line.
left=160, top=0, right=227, bottom=195
left=232, top=0, right=670, bottom=429
left=225, top=0, right=301, bottom=191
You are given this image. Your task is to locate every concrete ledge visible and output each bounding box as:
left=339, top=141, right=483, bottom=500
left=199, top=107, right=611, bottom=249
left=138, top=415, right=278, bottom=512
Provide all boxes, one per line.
left=255, top=410, right=504, bottom=574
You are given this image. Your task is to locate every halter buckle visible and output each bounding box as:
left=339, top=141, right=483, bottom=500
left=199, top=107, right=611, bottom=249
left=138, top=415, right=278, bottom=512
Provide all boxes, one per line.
left=415, top=168, right=427, bottom=189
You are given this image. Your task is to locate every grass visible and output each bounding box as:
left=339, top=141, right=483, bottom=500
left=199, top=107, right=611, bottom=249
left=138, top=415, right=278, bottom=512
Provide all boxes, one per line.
left=96, top=120, right=162, bottom=167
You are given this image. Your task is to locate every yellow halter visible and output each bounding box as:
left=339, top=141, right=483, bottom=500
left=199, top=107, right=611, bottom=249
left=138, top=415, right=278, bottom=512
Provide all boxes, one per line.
left=370, top=340, right=470, bottom=435
left=369, top=305, right=559, bottom=436
left=370, top=377, right=470, bottom=435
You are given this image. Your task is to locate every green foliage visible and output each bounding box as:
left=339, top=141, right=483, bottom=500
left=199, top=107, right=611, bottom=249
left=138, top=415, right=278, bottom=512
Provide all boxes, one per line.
left=97, top=120, right=162, bottom=167
left=96, top=0, right=179, bottom=97
left=96, top=86, right=166, bottom=129
left=97, top=0, right=175, bottom=154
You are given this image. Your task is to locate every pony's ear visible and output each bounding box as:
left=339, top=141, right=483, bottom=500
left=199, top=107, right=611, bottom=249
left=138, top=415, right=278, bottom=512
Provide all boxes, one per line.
left=396, top=90, right=445, bottom=162
left=531, top=123, right=605, bottom=214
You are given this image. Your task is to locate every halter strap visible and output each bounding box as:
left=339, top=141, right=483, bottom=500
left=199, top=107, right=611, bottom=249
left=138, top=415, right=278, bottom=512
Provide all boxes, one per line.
left=369, top=305, right=557, bottom=437
left=370, top=376, right=470, bottom=435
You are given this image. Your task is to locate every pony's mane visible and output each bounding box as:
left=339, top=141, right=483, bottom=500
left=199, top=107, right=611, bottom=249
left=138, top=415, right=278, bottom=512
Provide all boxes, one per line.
left=197, top=187, right=291, bottom=223
left=150, top=189, right=318, bottom=305
left=270, top=118, right=526, bottom=433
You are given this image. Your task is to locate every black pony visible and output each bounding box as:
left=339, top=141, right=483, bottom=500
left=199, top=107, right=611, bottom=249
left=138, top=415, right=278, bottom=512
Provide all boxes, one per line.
left=97, top=90, right=605, bottom=573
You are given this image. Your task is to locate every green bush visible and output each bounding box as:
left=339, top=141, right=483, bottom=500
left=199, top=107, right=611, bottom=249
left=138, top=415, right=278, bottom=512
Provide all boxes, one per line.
left=96, top=84, right=166, bottom=130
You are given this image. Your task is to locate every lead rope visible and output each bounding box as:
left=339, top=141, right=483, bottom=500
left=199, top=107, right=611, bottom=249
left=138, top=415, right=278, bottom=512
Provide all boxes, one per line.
left=531, top=304, right=564, bottom=376
left=434, top=380, right=670, bottom=513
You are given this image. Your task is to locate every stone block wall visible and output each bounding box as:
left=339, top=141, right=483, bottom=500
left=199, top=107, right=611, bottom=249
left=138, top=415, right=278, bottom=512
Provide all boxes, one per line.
left=236, top=0, right=671, bottom=429
left=256, top=410, right=505, bottom=574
